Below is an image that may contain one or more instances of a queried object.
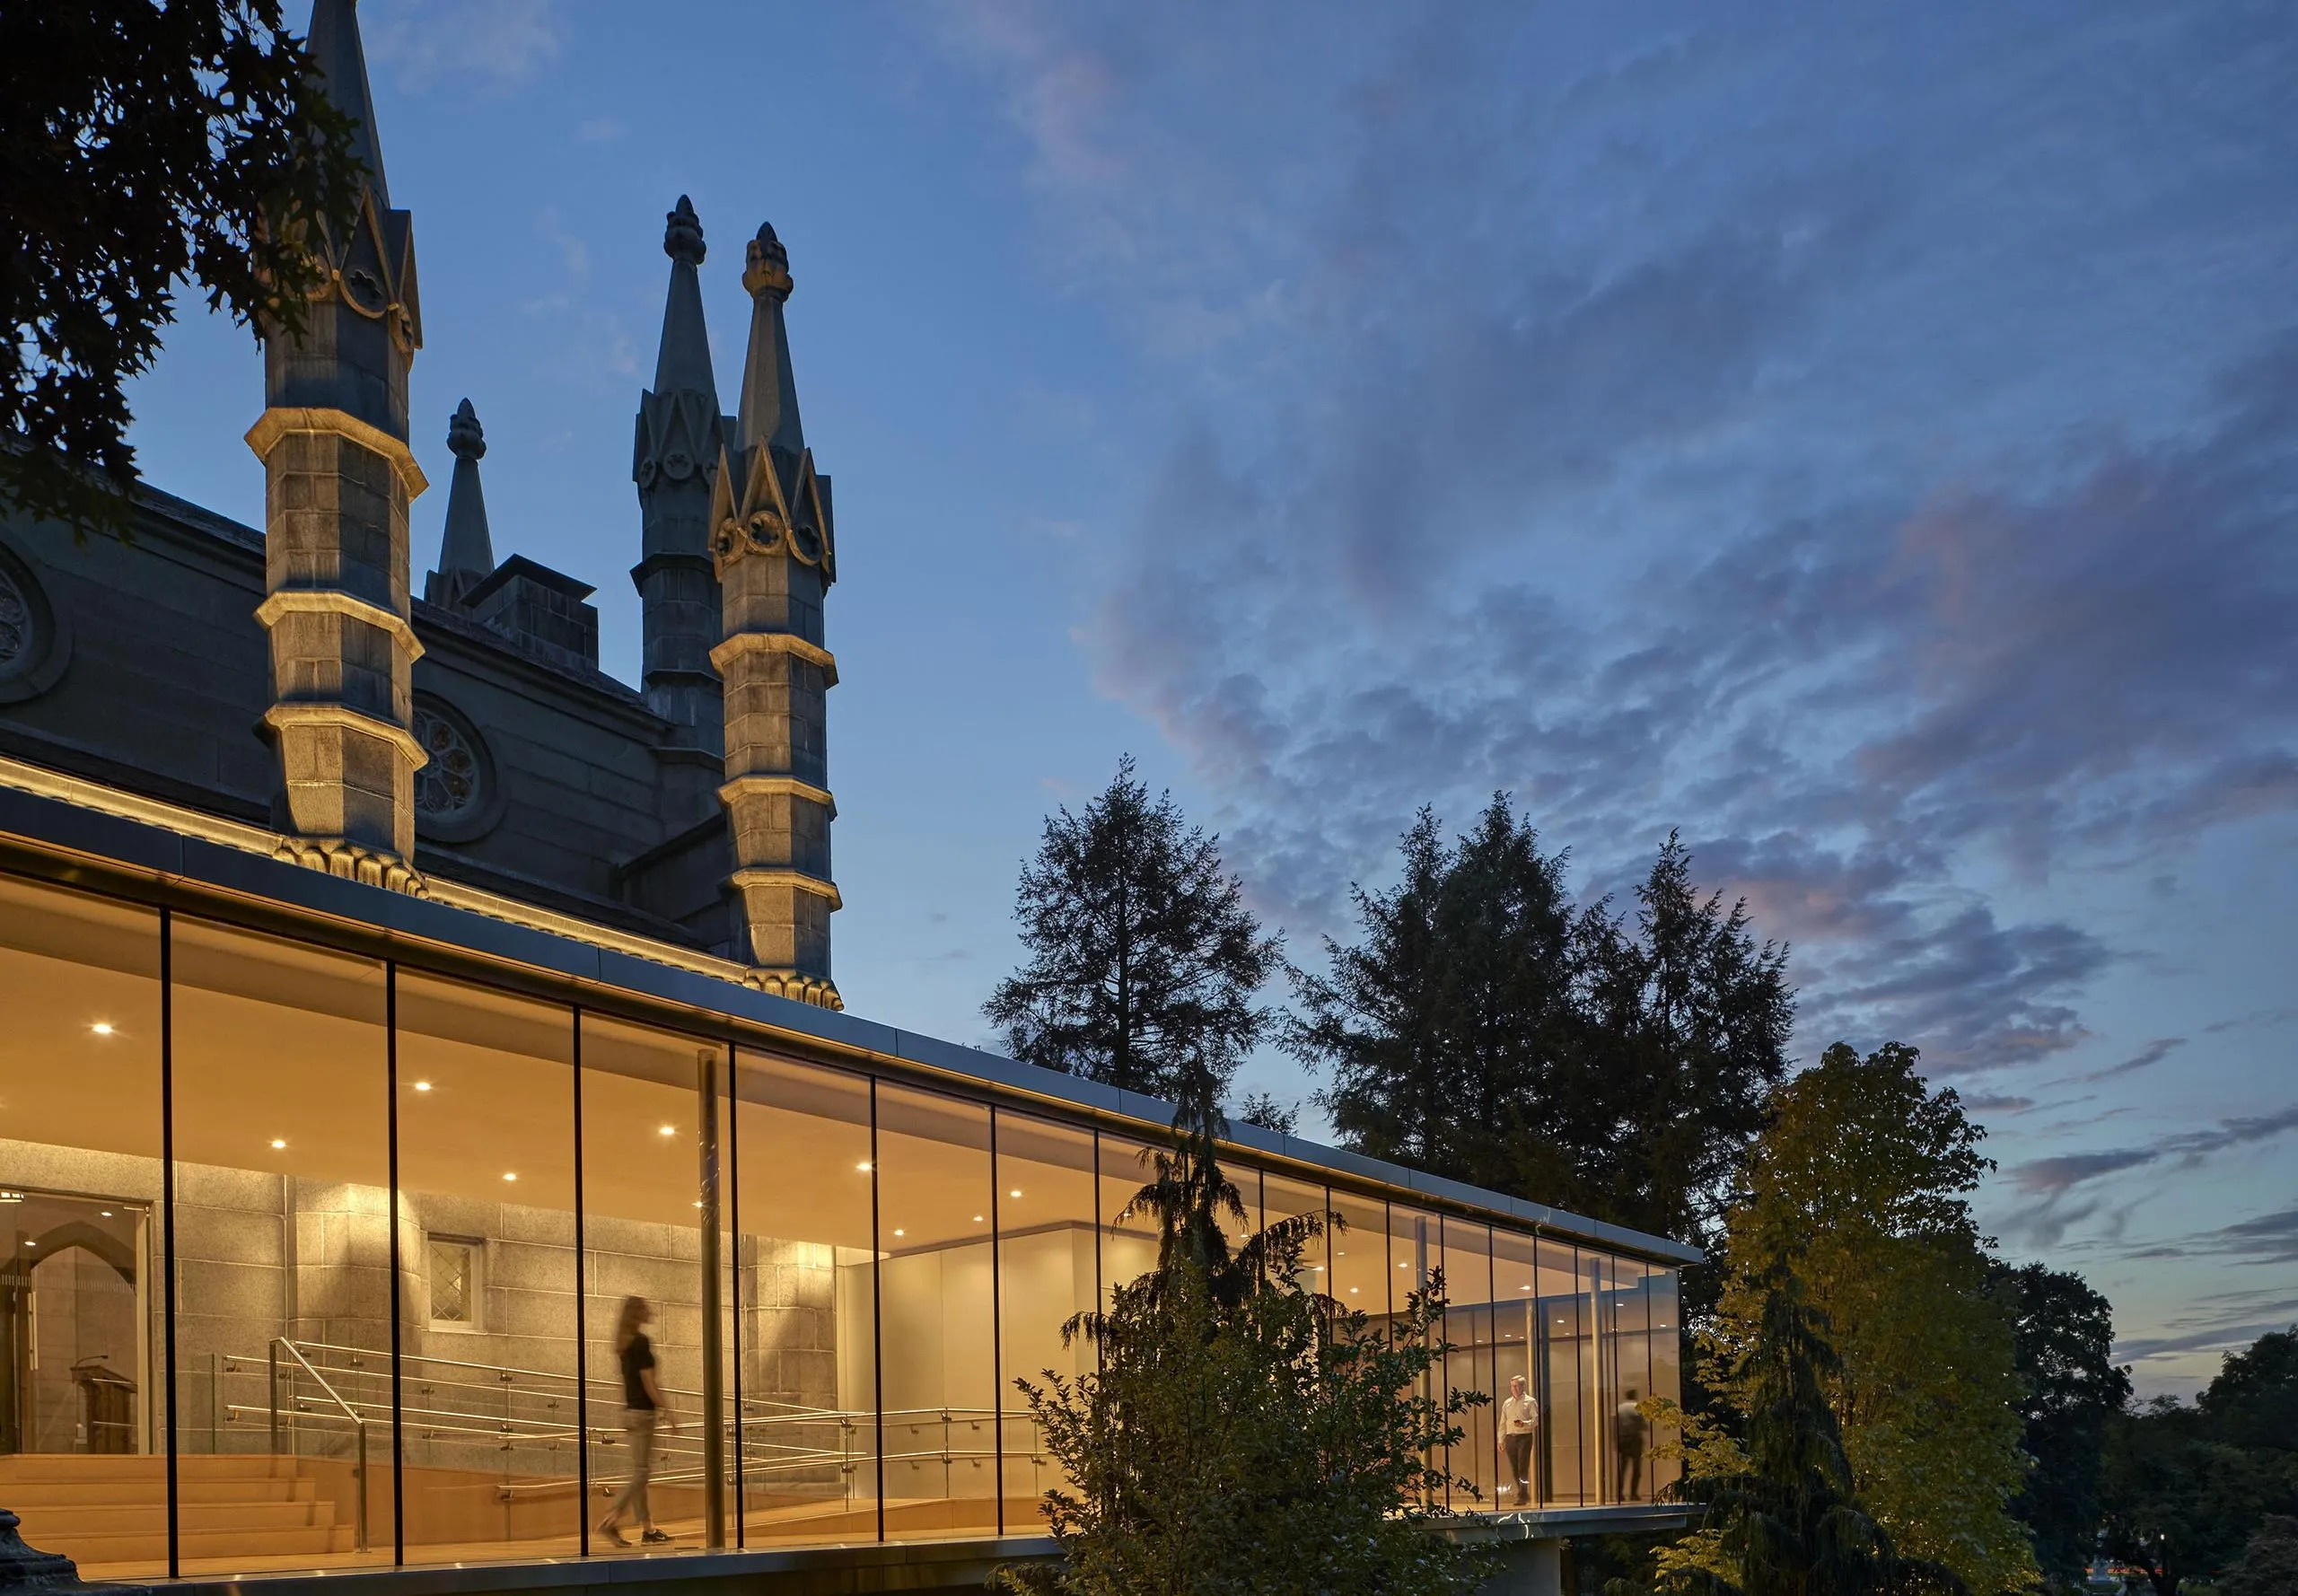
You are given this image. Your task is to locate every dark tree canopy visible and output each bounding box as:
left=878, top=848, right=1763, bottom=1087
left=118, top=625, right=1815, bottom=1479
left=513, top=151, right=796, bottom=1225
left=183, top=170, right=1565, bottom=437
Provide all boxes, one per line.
left=985, top=755, right=1283, bottom=1107
left=1, top=0, right=364, bottom=533
left=1986, top=1261, right=2133, bottom=1591
left=1287, top=802, right=1793, bottom=1253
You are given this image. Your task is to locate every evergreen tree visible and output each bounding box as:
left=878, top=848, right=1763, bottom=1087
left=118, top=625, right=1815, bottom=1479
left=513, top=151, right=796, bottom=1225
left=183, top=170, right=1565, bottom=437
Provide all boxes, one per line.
left=1653, top=1269, right=1961, bottom=1596
left=987, top=756, right=1282, bottom=1105
left=1287, top=805, right=1792, bottom=1256
left=1577, top=833, right=1794, bottom=1250
left=1986, top=1261, right=2132, bottom=1591
left=3, top=1, right=368, bottom=533
left=1711, top=1043, right=2035, bottom=1596
left=2220, top=1516, right=2298, bottom=1596
left=998, top=1098, right=1484, bottom=1596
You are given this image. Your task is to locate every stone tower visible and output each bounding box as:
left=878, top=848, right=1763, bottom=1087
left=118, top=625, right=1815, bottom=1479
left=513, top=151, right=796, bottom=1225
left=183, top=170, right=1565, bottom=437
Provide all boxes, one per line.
left=708, top=223, right=840, bottom=1006
left=249, top=0, right=427, bottom=885
left=634, top=197, right=727, bottom=827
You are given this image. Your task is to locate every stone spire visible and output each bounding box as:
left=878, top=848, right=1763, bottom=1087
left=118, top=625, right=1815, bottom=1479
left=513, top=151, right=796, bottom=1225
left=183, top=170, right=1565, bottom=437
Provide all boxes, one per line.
left=633, top=197, right=727, bottom=792
left=425, top=399, right=495, bottom=607
left=248, top=0, right=427, bottom=888
left=707, top=221, right=840, bottom=1007
left=734, top=223, right=805, bottom=459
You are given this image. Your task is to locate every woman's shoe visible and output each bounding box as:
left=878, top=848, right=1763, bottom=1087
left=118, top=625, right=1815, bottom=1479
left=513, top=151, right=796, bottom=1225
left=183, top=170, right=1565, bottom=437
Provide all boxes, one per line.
left=641, top=1529, right=673, bottom=1545
left=596, top=1519, right=628, bottom=1548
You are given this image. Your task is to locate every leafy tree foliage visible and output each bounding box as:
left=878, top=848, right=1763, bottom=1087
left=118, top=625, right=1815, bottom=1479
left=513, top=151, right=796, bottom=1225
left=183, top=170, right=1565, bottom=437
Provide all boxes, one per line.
left=1710, top=1043, right=2035, bottom=1595
left=2104, top=1328, right=2298, bottom=1596
left=987, top=756, right=1282, bottom=1105
left=1651, top=1268, right=1961, bottom=1596
left=1288, top=801, right=1792, bottom=1257
left=2, top=0, right=365, bottom=533
left=2220, top=1515, right=2298, bottom=1596
left=998, top=1101, right=1485, bottom=1596
left=1985, top=1261, right=2132, bottom=1591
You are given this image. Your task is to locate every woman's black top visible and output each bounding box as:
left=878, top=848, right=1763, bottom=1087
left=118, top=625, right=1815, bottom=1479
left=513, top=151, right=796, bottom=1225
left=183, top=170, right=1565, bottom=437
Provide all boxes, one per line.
left=620, top=1331, right=657, bottom=1410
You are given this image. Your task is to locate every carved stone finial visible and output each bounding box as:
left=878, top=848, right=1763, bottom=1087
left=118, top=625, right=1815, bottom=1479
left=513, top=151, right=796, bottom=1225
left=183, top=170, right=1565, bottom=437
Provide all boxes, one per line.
left=664, top=195, right=706, bottom=267
left=742, top=222, right=792, bottom=302
left=446, top=398, right=486, bottom=461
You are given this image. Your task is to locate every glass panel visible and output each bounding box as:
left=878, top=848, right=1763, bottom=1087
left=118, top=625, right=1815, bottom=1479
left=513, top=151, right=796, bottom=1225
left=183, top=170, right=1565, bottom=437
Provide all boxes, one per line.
left=1491, top=1228, right=1541, bottom=1508
left=873, top=1083, right=996, bottom=1538
left=1538, top=1239, right=1585, bottom=1504
left=1259, top=1171, right=1327, bottom=1291
left=1096, top=1135, right=1157, bottom=1313
left=395, top=975, right=578, bottom=1562
left=581, top=1014, right=724, bottom=1549
left=171, top=918, right=391, bottom=1572
left=1442, top=1218, right=1495, bottom=1511
left=0, top=878, right=165, bottom=1578
left=1605, top=1254, right=1656, bottom=1503
left=1647, top=1267, right=1683, bottom=1499
left=1389, top=1206, right=1439, bottom=1508
left=1328, top=1192, right=1389, bottom=1320
left=729, top=1052, right=874, bottom=1545
left=993, top=1114, right=1097, bottom=1524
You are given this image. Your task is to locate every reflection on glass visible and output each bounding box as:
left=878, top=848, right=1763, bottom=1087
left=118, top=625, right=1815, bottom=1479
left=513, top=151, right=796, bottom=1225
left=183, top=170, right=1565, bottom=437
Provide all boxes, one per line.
left=0, top=879, right=164, bottom=1577
left=1490, top=1228, right=1541, bottom=1508
left=994, top=1114, right=1097, bottom=1522
left=873, top=1084, right=996, bottom=1538
left=1260, top=1171, right=1326, bottom=1291
left=1539, top=1239, right=1585, bottom=1504
left=1096, top=1135, right=1157, bottom=1315
left=171, top=918, right=392, bottom=1572
left=729, top=1052, right=874, bottom=1544
left=580, top=1015, right=722, bottom=1548
left=395, top=975, right=578, bottom=1561
left=1328, top=1192, right=1390, bottom=1320
left=1647, top=1268, right=1683, bottom=1499
left=1441, top=1218, right=1495, bottom=1510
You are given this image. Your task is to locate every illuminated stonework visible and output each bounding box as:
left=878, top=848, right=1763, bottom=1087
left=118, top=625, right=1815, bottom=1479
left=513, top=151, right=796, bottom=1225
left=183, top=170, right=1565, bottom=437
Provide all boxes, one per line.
left=412, top=701, right=481, bottom=820
left=0, top=566, right=27, bottom=669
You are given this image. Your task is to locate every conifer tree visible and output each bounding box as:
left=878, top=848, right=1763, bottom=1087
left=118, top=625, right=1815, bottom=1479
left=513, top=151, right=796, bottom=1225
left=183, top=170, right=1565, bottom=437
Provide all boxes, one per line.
left=1653, top=1269, right=1962, bottom=1596
left=998, top=1092, right=1484, bottom=1596
left=987, top=756, right=1282, bottom=1105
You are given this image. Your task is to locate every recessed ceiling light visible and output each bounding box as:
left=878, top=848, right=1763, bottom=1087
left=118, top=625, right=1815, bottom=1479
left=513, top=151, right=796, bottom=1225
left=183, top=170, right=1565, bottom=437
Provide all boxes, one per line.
left=893, top=1228, right=906, bottom=1237
left=972, top=1215, right=984, bottom=1223
left=0, top=1192, right=22, bottom=1204
left=659, top=1125, right=675, bottom=1136
left=1398, top=1262, right=1408, bottom=1269
left=1311, top=1265, right=1325, bottom=1272
left=22, top=1241, right=34, bottom=1248
left=1009, top=1189, right=1022, bottom=1198
left=89, top=1022, right=115, bottom=1037
left=1349, top=1286, right=1360, bottom=1294
left=502, top=1172, right=518, bottom=1182
left=270, top=1138, right=286, bottom=1150
left=413, top=1081, right=433, bottom=1092
left=855, top=1162, right=872, bottom=1172
left=100, top=1210, right=114, bottom=1218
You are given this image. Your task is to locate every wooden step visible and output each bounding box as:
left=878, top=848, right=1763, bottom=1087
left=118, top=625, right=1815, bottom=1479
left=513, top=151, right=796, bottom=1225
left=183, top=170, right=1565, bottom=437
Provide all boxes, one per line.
left=16, top=1499, right=339, bottom=1538
left=39, top=1522, right=360, bottom=1566
left=3, top=1477, right=316, bottom=1507
left=0, top=1452, right=295, bottom=1481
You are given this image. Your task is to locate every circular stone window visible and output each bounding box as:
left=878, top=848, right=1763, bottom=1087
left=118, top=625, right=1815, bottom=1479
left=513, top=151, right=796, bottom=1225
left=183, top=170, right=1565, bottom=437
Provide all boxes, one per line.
left=410, top=695, right=501, bottom=844
left=0, top=538, right=71, bottom=704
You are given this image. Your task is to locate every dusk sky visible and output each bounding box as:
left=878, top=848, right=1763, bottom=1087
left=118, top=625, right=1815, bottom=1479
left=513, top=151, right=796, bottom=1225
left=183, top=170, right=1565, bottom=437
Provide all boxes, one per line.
left=123, top=1, right=2295, bottom=1395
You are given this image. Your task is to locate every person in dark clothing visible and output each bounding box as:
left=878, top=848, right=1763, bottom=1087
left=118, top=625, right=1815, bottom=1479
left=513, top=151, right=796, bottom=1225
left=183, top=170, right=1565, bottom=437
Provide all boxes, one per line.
left=1614, top=1385, right=1647, bottom=1501
left=598, top=1295, right=677, bottom=1547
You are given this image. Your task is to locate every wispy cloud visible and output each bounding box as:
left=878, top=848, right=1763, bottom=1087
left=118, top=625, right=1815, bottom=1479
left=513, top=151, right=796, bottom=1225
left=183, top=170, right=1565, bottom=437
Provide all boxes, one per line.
left=364, top=0, right=561, bottom=92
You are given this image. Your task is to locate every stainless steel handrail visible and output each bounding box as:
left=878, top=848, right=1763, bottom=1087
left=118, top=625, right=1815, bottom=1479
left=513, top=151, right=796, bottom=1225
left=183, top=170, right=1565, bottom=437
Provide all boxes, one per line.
left=268, top=1337, right=370, bottom=1553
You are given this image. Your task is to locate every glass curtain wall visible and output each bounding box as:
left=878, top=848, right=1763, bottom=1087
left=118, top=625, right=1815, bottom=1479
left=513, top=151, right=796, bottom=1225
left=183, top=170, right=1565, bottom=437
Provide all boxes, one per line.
left=728, top=1051, right=874, bottom=1546
left=393, top=975, right=579, bottom=1562
left=170, top=918, right=394, bottom=1574
left=872, top=1083, right=996, bottom=1538
left=992, top=1114, right=1097, bottom=1522
left=0, top=868, right=1692, bottom=1569
left=579, top=1015, right=724, bottom=1548
left=0, top=878, right=165, bottom=1580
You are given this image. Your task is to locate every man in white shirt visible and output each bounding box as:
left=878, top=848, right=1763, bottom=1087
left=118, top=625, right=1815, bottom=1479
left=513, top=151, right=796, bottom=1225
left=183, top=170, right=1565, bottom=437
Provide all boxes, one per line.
left=1499, top=1373, right=1539, bottom=1507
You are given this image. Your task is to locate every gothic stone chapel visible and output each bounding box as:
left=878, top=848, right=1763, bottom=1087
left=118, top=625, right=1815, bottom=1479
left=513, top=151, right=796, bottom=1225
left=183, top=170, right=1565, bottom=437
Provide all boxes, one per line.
left=0, top=3, right=1692, bottom=1590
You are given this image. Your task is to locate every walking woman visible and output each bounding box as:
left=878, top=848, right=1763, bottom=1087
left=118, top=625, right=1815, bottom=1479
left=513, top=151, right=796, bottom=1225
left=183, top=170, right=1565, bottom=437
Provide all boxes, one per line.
left=598, top=1295, right=676, bottom=1547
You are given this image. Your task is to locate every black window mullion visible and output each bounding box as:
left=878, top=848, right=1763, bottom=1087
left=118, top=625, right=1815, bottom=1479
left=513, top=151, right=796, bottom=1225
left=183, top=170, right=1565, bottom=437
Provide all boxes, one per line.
left=988, top=1106, right=1004, bottom=1536
left=869, top=1078, right=884, bottom=1543
left=160, top=907, right=178, bottom=1581
left=385, top=962, right=404, bottom=1564
left=572, top=1006, right=589, bottom=1555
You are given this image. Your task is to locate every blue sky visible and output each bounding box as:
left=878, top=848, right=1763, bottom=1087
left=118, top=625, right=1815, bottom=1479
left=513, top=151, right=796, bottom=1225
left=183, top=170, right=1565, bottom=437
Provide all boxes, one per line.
left=125, top=0, right=2296, bottom=1395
